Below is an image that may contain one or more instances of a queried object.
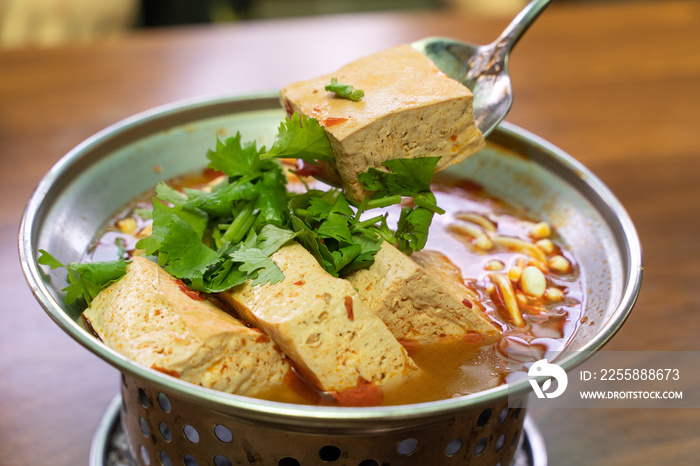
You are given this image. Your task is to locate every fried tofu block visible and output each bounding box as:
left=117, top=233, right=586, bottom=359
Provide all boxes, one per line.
left=346, top=242, right=500, bottom=344
left=280, top=44, right=485, bottom=202
left=82, top=257, right=289, bottom=396
left=219, top=242, right=418, bottom=392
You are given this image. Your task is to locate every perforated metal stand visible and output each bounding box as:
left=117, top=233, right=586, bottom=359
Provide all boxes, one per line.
left=90, top=394, right=547, bottom=466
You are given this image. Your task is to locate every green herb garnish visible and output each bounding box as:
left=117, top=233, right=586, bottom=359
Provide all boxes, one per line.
left=41, top=112, right=444, bottom=305
left=289, top=188, right=383, bottom=277
left=135, top=132, right=294, bottom=292
left=261, top=112, right=334, bottom=163
left=325, top=77, right=365, bottom=102
left=38, top=250, right=127, bottom=305
left=358, top=157, right=444, bottom=255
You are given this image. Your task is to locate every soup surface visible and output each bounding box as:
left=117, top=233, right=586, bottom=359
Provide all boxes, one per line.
left=85, top=161, right=584, bottom=406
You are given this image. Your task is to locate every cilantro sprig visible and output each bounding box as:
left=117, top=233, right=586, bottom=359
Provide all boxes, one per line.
left=261, top=112, right=334, bottom=163
left=288, top=189, right=383, bottom=276
left=38, top=250, right=127, bottom=305
left=325, top=78, right=365, bottom=102
left=40, top=111, right=445, bottom=305
left=357, top=157, right=444, bottom=255
left=135, top=133, right=295, bottom=293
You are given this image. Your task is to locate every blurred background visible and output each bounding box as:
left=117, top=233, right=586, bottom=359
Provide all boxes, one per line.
left=0, top=0, right=618, bottom=49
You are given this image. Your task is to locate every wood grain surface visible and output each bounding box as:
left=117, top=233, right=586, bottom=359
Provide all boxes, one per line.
left=2, top=1, right=699, bottom=464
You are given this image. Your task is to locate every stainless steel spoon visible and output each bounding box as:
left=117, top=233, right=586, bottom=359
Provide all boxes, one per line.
left=412, top=0, right=552, bottom=137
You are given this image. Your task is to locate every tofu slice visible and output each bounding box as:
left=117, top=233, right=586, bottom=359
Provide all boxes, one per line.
left=219, top=242, right=418, bottom=392
left=346, top=242, right=500, bottom=344
left=280, top=44, right=485, bottom=202
left=82, top=256, right=290, bottom=396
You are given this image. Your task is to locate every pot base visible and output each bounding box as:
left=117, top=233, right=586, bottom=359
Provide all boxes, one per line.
left=90, top=393, right=547, bottom=466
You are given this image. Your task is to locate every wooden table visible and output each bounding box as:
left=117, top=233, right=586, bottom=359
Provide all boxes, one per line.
left=2, top=1, right=699, bottom=464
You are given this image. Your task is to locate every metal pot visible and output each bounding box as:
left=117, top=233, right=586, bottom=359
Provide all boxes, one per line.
left=19, top=94, right=642, bottom=466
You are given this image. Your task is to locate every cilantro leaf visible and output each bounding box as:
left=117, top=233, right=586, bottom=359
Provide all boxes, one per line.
left=38, top=250, right=127, bottom=305
left=353, top=157, right=444, bottom=255
left=316, top=213, right=353, bottom=244
left=261, top=113, right=334, bottom=163
left=306, top=191, right=355, bottom=243
left=325, top=77, right=365, bottom=101
left=136, top=200, right=207, bottom=257
left=158, top=214, right=221, bottom=282
left=331, top=244, right=361, bottom=272
left=339, top=232, right=383, bottom=275
left=206, top=226, right=295, bottom=291
left=182, top=181, right=259, bottom=217
left=206, top=255, right=249, bottom=293
left=288, top=188, right=387, bottom=276
left=394, top=192, right=439, bottom=255
left=229, top=246, right=285, bottom=286
left=306, top=189, right=353, bottom=221
left=357, top=157, right=441, bottom=198
left=134, top=129, right=291, bottom=291
left=290, top=215, right=338, bottom=276
left=37, top=250, right=65, bottom=270
left=154, top=182, right=188, bottom=206
left=256, top=224, right=298, bottom=255
left=328, top=192, right=355, bottom=217
left=207, top=133, right=268, bottom=179
left=306, top=196, right=333, bottom=221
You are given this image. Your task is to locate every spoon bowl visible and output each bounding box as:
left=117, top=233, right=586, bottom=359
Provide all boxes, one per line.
left=413, top=0, right=552, bottom=136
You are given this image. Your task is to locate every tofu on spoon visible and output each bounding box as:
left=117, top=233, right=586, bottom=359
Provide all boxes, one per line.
left=280, top=44, right=485, bottom=202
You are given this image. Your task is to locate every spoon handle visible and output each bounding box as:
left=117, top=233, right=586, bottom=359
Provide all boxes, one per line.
left=494, top=0, right=552, bottom=53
